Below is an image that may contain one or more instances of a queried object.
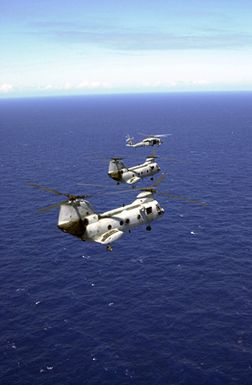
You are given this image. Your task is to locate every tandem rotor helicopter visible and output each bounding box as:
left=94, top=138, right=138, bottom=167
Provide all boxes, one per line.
left=29, top=177, right=167, bottom=252
left=126, top=133, right=171, bottom=148
left=108, top=155, right=160, bottom=185
left=29, top=175, right=207, bottom=252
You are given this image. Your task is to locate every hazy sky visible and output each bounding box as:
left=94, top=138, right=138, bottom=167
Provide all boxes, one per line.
left=1, top=0, right=252, bottom=97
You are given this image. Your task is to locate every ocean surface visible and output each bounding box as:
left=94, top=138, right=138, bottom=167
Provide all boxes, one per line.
left=0, top=92, right=252, bottom=385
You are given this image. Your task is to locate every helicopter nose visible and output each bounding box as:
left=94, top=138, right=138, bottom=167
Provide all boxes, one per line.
left=58, top=218, right=84, bottom=236
left=58, top=204, right=76, bottom=232
left=57, top=219, right=71, bottom=232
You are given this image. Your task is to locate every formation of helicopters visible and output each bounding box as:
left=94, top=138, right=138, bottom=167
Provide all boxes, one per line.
left=30, top=133, right=207, bottom=251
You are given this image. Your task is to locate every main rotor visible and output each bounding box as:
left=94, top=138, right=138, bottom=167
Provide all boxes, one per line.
left=28, top=182, right=91, bottom=212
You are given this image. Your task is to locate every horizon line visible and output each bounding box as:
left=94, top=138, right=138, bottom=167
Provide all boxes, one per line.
left=1, top=89, right=252, bottom=101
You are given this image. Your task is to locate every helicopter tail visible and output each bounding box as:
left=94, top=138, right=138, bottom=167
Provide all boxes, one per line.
left=126, top=134, right=134, bottom=146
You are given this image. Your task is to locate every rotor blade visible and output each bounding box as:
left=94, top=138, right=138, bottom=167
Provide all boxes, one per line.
left=146, top=150, right=157, bottom=159
left=29, top=182, right=90, bottom=200
left=77, top=182, right=144, bottom=193
left=77, top=182, right=114, bottom=188
left=28, top=182, right=67, bottom=196
left=138, top=131, right=154, bottom=137
left=154, top=134, right=172, bottom=138
left=71, top=194, right=92, bottom=200
left=150, top=173, right=166, bottom=188
left=158, top=191, right=208, bottom=206
left=76, top=182, right=135, bottom=196
left=164, top=157, right=180, bottom=162
left=111, top=156, right=124, bottom=160
left=138, top=132, right=171, bottom=137
left=38, top=200, right=69, bottom=213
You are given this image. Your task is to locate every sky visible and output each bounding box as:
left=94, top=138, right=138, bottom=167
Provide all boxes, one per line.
left=1, top=0, right=252, bottom=97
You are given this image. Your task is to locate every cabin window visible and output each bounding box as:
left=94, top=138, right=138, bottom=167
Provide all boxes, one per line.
left=125, top=218, right=130, bottom=224
left=108, top=224, right=112, bottom=230
left=146, top=207, right=152, bottom=215
left=151, top=166, right=154, bottom=170
left=137, top=214, right=141, bottom=220
left=147, top=170, right=149, bottom=173
left=120, top=220, right=124, bottom=226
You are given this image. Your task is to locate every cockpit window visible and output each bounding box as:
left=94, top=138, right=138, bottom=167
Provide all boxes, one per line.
left=146, top=207, right=152, bottom=215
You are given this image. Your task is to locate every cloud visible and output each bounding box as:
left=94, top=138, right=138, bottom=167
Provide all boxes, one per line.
left=77, top=80, right=112, bottom=89
left=0, top=83, right=13, bottom=93
left=37, top=80, right=112, bottom=93
left=30, top=20, right=252, bottom=51
left=141, top=79, right=211, bottom=89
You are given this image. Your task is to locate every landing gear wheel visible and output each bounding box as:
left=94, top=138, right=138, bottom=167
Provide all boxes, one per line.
left=106, top=244, right=113, bottom=252
left=146, top=225, right=152, bottom=231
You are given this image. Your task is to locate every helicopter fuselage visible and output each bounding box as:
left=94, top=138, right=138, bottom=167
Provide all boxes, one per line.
left=108, top=158, right=160, bottom=185
left=57, top=191, right=164, bottom=247
left=126, top=138, right=162, bottom=147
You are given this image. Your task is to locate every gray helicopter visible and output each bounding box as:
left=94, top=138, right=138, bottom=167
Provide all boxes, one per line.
left=29, top=175, right=207, bottom=252
left=108, top=155, right=160, bottom=185
left=29, top=177, right=166, bottom=251
left=126, top=134, right=171, bottom=148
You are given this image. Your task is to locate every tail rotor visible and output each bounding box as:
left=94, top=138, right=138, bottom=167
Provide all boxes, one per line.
left=126, top=134, right=134, bottom=146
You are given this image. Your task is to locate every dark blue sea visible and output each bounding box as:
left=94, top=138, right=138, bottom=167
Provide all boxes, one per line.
left=0, top=93, right=252, bottom=385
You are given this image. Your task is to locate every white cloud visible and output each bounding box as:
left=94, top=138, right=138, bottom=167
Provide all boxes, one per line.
left=63, top=82, right=73, bottom=90
left=44, top=84, right=54, bottom=90
left=77, top=80, right=112, bottom=89
left=0, top=83, right=13, bottom=93
left=35, top=80, right=112, bottom=94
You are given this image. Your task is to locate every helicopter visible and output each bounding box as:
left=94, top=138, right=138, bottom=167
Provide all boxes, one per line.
left=108, top=155, right=161, bottom=185
left=29, top=178, right=166, bottom=252
left=29, top=176, right=207, bottom=252
left=126, top=134, right=170, bottom=148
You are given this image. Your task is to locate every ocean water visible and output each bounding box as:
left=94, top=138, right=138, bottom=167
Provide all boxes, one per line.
left=0, top=92, right=252, bottom=385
